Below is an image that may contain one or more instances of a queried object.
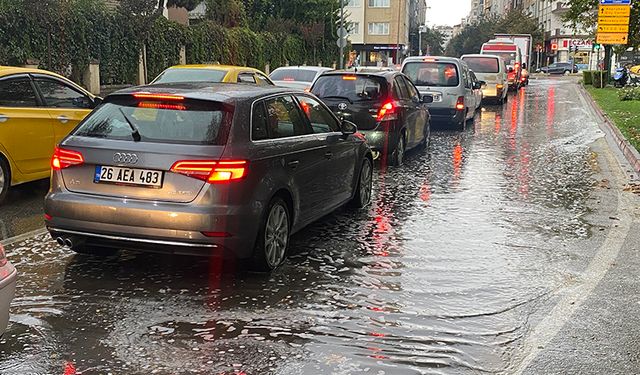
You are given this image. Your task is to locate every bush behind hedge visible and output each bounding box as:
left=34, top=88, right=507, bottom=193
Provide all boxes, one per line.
left=618, top=86, right=640, bottom=101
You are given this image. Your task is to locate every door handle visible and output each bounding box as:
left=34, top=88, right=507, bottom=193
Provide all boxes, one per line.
left=324, top=152, right=333, bottom=159
left=57, top=115, right=69, bottom=124
left=0, top=114, right=7, bottom=123
left=286, top=160, right=299, bottom=169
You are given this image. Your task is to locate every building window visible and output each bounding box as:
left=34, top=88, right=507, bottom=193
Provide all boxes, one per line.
left=349, top=22, right=360, bottom=35
left=346, top=0, right=360, bottom=6
left=368, top=0, right=390, bottom=7
left=368, top=22, right=389, bottom=35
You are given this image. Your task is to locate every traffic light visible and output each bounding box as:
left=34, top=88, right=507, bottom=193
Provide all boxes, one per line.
left=593, top=43, right=601, bottom=51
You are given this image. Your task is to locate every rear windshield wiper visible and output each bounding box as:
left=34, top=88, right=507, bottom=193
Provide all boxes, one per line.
left=119, top=108, right=142, bottom=142
left=321, top=95, right=353, bottom=104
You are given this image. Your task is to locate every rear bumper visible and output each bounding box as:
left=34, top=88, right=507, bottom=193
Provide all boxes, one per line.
left=0, top=266, right=17, bottom=336
left=359, top=123, right=401, bottom=154
left=44, top=190, right=261, bottom=258
left=482, top=86, right=504, bottom=99
left=428, top=107, right=465, bottom=124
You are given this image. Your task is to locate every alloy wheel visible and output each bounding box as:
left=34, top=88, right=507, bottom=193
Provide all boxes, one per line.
left=359, top=160, right=372, bottom=206
left=264, top=203, right=289, bottom=268
left=0, top=166, right=5, bottom=196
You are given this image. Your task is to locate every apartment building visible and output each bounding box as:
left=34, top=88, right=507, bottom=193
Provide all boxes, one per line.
left=347, top=0, right=422, bottom=66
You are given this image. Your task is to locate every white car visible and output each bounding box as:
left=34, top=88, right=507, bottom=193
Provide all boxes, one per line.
left=0, top=243, right=16, bottom=336
left=269, top=66, right=333, bottom=90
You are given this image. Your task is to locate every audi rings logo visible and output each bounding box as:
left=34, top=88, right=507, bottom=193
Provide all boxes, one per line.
left=113, top=152, right=139, bottom=164
left=337, top=103, right=348, bottom=111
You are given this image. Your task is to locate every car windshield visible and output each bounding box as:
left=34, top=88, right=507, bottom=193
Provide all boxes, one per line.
left=463, top=57, right=499, bottom=73
left=152, top=68, right=228, bottom=84
left=402, top=62, right=459, bottom=87
left=270, top=69, right=318, bottom=82
left=74, top=98, right=231, bottom=145
left=311, top=75, right=387, bottom=102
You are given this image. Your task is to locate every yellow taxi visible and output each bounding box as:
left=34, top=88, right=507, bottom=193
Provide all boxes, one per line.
left=151, top=64, right=275, bottom=85
left=0, top=66, right=99, bottom=203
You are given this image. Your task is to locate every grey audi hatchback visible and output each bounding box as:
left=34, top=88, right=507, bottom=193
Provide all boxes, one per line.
left=45, top=83, right=373, bottom=271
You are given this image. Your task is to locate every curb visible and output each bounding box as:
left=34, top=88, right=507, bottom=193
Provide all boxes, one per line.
left=579, top=84, right=640, bottom=175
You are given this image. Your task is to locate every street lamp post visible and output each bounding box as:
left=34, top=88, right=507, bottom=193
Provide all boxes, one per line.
left=339, top=0, right=345, bottom=70
left=418, top=25, right=426, bottom=56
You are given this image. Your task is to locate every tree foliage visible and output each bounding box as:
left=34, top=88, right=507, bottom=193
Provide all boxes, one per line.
left=421, top=27, right=445, bottom=56
left=445, top=9, right=542, bottom=57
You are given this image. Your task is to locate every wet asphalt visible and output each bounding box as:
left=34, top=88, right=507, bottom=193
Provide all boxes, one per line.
left=0, top=77, right=639, bottom=375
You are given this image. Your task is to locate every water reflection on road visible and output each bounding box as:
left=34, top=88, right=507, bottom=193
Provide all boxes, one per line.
left=0, top=79, right=604, bottom=374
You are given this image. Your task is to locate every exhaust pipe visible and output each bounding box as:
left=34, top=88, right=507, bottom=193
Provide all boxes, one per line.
left=64, top=238, right=73, bottom=248
left=56, top=237, right=65, bottom=246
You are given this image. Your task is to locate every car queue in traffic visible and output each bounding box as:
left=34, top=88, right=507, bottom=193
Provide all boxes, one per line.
left=0, top=51, right=529, bottom=336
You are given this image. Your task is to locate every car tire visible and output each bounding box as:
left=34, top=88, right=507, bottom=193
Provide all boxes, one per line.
left=0, top=157, right=9, bottom=205
left=251, top=197, right=290, bottom=272
left=350, top=158, right=373, bottom=209
left=418, top=121, right=430, bottom=150
left=71, top=244, right=119, bottom=256
left=564, top=70, right=570, bottom=76
left=389, top=133, right=405, bottom=167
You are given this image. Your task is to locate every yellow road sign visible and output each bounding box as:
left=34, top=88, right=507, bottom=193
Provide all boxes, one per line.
left=596, top=33, right=629, bottom=44
left=598, top=4, right=631, bottom=17
left=597, top=24, right=629, bottom=33
left=597, top=16, right=630, bottom=25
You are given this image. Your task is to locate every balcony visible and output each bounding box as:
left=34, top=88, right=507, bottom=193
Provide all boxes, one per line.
left=551, top=1, right=569, bottom=14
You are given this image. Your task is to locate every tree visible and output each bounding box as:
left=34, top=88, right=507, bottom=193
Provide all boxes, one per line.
left=421, top=27, right=444, bottom=56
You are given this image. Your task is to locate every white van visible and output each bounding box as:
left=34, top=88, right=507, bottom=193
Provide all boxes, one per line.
left=461, top=54, right=508, bottom=104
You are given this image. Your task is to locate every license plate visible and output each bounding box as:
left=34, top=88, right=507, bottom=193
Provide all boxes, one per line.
left=94, top=166, right=163, bottom=188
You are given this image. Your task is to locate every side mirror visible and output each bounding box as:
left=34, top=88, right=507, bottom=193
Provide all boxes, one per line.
left=92, top=96, right=103, bottom=108
left=341, top=119, right=357, bottom=135
left=472, top=81, right=482, bottom=90
left=421, top=95, right=434, bottom=104
left=522, top=63, right=527, bottom=69
left=508, top=67, right=514, bottom=73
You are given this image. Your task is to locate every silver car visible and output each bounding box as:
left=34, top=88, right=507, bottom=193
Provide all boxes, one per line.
left=269, top=66, right=333, bottom=90
left=402, top=56, right=482, bottom=129
left=45, top=84, right=373, bottom=271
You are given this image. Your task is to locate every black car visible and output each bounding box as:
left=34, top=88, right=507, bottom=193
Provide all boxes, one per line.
left=44, top=83, right=373, bottom=272
left=310, top=71, right=431, bottom=166
left=539, top=62, right=578, bottom=75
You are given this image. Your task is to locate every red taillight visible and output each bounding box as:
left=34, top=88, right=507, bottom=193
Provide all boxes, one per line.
left=283, top=77, right=295, bottom=81
left=515, top=62, right=520, bottom=70
left=44, top=213, right=52, bottom=221
left=133, top=93, right=184, bottom=101
left=52, top=147, right=84, bottom=170
left=170, top=160, right=247, bottom=183
left=342, top=75, right=357, bottom=81
left=376, top=101, right=397, bottom=122
left=201, top=231, right=231, bottom=237
left=455, top=96, right=465, bottom=111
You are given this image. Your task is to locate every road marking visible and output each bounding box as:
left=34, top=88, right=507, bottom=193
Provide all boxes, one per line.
left=512, top=85, right=635, bottom=374
left=0, top=228, right=48, bottom=247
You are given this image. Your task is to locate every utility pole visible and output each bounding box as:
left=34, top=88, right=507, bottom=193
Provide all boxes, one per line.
left=339, top=0, right=345, bottom=70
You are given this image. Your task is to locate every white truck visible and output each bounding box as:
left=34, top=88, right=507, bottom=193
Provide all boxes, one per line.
left=494, top=34, right=532, bottom=71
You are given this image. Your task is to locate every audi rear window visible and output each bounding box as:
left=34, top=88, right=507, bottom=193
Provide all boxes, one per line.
left=311, top=75, right=387, bottom=102
left=402, top=62, right=459, bottom=87
left=74, top=97, right=231, bottom=145
left=152, top=68, right=228, bottom=84
left=463, top=57, right=500, bottom=73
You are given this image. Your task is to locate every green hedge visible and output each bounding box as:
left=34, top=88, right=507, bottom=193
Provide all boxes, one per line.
left=592, top=71, right=610, bottom=89
left=582, top=70, right=593, bottom=85
left=0, top=0, right=337, bottom=85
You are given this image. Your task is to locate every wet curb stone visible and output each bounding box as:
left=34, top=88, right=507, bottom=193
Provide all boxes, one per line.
left=579, top=84, right=640, bottom=175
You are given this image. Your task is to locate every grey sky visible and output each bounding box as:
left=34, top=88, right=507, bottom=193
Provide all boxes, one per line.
left=425, top=0, right=471, bottom=27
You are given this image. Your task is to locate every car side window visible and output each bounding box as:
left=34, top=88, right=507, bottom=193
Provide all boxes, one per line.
left=0, top=77, right=38, bottom=107
left=295, top=95, right=340, bottom=133
left=401, top=76, right=419, bottom=99
left=393, top=77, right=409, bottom=100
left=251, top=101, right=269, bottom=141
left=35, top=78, right=91, bottom=108
left=462, top=67, right=471, bottom=89
left=238, top=73, right=256, bottom=84
left=264, top=95, right=310, bottom=139
left=255, top=73, right=272, bottom=86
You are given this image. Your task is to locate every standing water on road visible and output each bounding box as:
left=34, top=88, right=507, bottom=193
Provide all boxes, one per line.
left=1, top=79, right=606, bottom=374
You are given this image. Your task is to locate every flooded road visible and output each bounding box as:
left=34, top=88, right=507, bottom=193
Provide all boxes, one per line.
left=1, top=78, right=639, bottom=374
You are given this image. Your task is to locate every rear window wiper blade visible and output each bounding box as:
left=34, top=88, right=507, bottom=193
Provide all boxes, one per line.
left=119, top=108, right=142, bottom=142
left=321, top=95, right=353, bottom=104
